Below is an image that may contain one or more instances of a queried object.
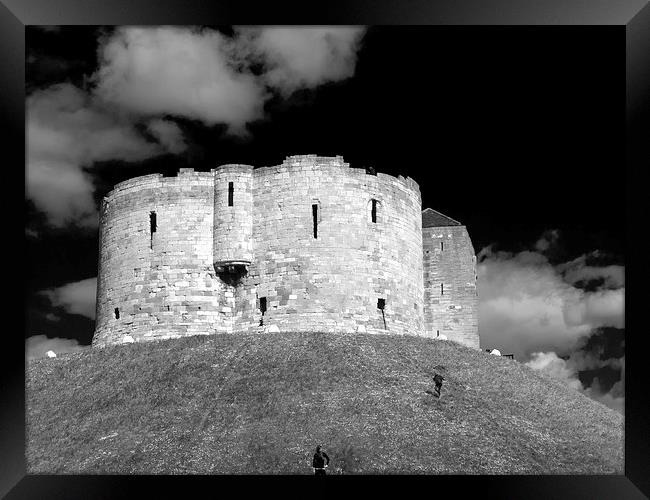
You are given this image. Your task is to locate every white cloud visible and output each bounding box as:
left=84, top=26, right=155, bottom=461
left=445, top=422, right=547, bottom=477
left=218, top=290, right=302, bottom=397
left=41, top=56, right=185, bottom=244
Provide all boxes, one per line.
left=41, top=277, right=97, bottom=319
left=478, top=249, right=590, bottom=359
left=237, top=27, right=366, bottom=95
left=146, top=119, right=186, bottom=154
left=563, top=289, right=625, bottom=329
left=26, top=83, right=176, bottom=228
left=93, top=26, right=267, bottom=135
left=525, top=352, right=584, bottom=390
left=557, top=254, right=625, bottom=288
left=28, top=84, right=163, bottom=168
left=26, top=334, right=87, bottom=360
left=478, top=243, right=625, bottom=361
left=27, top=159, right=99, bottom=228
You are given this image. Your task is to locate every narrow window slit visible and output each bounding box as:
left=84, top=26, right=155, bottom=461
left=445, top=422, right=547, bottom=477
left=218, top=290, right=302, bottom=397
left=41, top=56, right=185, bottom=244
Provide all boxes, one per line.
left=441, top=241, right=444, bottom=251
left=228, top=182, right=234, bottom=206
left=377, top=298, right=387, bottom=330
left=259, top=297, right=267, bottom=326
left=371, top=199, right=378, bottom=223
left=441, top=283, right=444, bottom=295
left=114, top=307, right=120, bottom=320
left=149, top=211, right=157, bottom=249
left=312, top=204, right=318, bottom=238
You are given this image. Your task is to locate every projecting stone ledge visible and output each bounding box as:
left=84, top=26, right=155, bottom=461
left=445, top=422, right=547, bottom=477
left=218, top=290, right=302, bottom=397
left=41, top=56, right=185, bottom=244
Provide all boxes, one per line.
left=213, top=261, right=251, bottom=273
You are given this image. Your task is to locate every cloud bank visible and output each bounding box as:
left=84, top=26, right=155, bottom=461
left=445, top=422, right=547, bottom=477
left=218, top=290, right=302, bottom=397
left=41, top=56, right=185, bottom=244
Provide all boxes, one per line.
left=478, top=246, right=624, bottom=361
left=40, top=277, right=97, bottom=319
left=556, top=253, right=625, bottom=289
left=27, top=84, right=182, bottom=228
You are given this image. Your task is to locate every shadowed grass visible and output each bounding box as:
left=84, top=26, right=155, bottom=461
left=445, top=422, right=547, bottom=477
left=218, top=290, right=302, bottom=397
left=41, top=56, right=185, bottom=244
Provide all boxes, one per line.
left=26, top=333, right=623, bottom=474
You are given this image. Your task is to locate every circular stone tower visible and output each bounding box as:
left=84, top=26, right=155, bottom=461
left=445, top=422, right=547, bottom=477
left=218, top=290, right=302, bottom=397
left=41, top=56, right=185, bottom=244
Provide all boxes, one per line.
left=93, top=170, right=226, bottom=346
left=236, top=155, right=425, bottom=337
left=93, top=155, right=434, bottom=345
left=212, top=164, right=254, bottom=274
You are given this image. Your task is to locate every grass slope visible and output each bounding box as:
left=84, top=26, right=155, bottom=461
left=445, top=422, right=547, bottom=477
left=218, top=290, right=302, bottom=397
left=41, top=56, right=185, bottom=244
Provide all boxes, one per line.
left=27, top=333, right=623, bottom=474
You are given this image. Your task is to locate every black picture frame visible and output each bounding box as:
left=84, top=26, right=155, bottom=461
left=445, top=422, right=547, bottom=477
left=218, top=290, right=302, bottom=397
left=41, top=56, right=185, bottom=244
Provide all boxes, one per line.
left=5, top=1, right=649, bottom=498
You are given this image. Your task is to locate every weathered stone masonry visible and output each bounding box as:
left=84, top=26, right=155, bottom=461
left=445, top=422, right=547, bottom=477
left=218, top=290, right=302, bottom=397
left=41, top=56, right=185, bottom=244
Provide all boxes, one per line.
left=93, top=155, right=479, bottom=349
left=422, top=209, right=479, bottom=348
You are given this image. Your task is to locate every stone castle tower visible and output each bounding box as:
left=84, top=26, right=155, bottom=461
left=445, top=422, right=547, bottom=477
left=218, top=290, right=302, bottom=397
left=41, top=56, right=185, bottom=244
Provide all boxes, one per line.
left=93, top=155, right=479, bottom=349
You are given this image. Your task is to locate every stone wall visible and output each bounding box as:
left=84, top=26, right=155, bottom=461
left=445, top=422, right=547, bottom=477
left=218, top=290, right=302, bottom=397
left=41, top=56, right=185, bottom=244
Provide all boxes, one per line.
left=93, top=155, right=477, bottom=347
left=238, top=155, right=424, bottom=336
left=93, top=170, right=227, bottom=346
left=422, top=225, right=479, bottom=348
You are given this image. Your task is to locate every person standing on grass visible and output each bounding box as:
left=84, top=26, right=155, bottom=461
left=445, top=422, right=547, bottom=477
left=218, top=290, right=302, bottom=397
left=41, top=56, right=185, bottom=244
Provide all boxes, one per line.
left=312, top=445, right=330, bottom=475
left=433, top=372, right=444, bottom=398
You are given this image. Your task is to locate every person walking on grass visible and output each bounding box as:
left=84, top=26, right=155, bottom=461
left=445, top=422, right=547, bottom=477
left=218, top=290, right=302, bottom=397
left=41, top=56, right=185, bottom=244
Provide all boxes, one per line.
left=425, top=372, right=445, bottom=399
left=312, top=445, right=330, bottom=475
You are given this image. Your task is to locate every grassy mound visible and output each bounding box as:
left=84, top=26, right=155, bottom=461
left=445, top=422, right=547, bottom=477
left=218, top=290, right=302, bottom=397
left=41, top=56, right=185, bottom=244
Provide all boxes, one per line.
left=26, top=333, right=623, bottom=474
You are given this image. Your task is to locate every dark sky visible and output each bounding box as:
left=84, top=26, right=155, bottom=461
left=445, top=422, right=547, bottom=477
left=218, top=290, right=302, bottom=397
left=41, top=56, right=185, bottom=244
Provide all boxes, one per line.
left=26, top=26, right=624, bottom=352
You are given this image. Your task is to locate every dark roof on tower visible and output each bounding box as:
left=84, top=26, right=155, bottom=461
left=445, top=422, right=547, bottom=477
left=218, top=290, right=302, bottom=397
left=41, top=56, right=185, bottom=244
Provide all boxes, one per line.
left=422, top=208, right=462, bottom=228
